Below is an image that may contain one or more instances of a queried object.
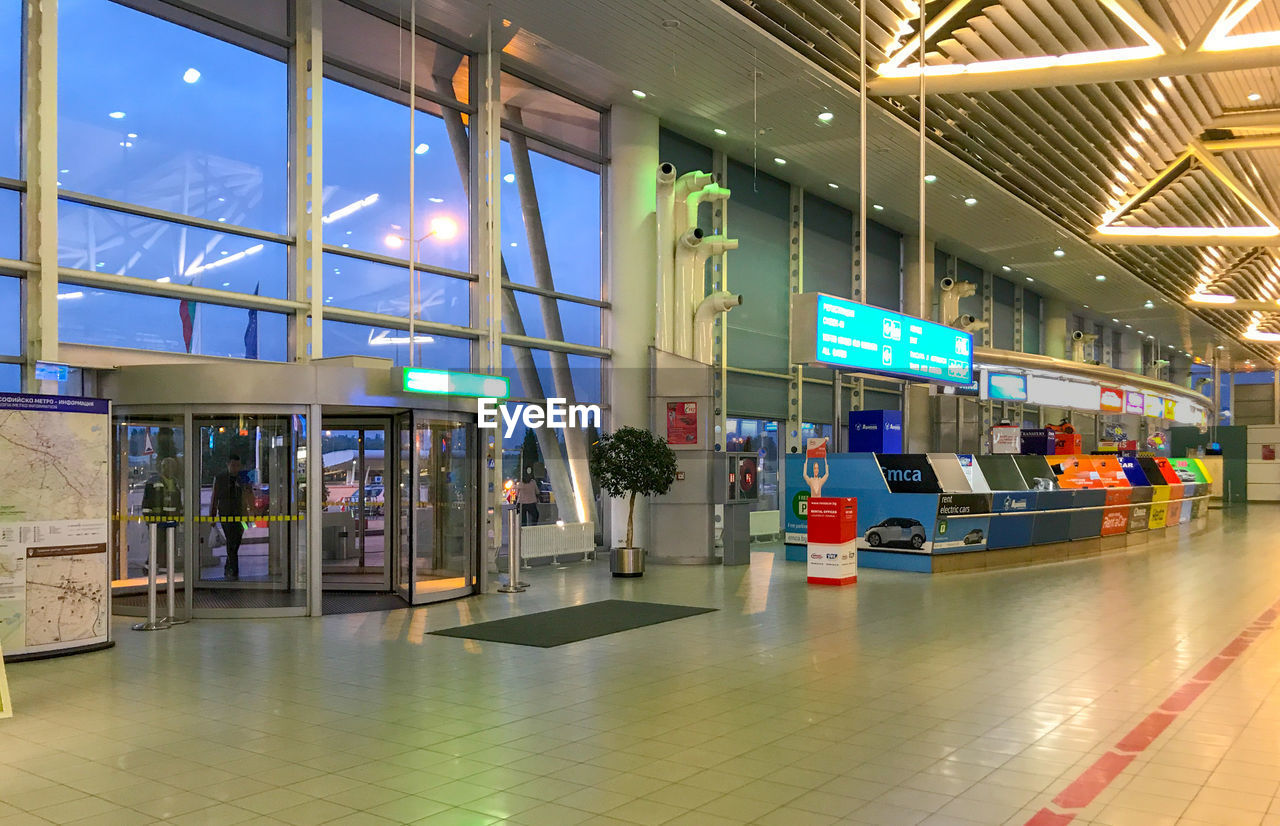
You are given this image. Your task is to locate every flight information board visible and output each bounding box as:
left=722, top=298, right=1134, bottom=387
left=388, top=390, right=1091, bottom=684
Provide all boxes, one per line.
left=790, top=293, right=973, bottom=386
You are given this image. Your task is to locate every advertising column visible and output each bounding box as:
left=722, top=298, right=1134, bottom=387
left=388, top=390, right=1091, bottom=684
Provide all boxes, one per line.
left=806, top=497, right=857, bottom=585
left=0, top=394, right=112, bottom=662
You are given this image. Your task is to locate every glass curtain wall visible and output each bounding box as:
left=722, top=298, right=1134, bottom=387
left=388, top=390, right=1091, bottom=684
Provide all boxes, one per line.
left=0, top=0, right=21, bottom=389
left=320, top=0, right=474, bottom=365
left=498, top=74, right=606, bottom=535
left=57, top=0, right=289, bottom=359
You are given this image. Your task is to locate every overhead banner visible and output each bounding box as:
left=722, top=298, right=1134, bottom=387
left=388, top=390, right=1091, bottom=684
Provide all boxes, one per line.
left=790, top=293, right=973, bottom=386
left=1099, top=386, right=1123, bottom=412
left=0, top=394, right=111, bottom=660
left=1125, top=390, right=1145, bottom=415
left=1144, top=394, right=1164, bottom=418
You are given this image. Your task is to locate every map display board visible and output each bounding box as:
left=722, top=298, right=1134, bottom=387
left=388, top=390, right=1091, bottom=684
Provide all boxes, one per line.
left=0, top=394, right=111, bottom=660
left=790, top=293, right=973, bottom=386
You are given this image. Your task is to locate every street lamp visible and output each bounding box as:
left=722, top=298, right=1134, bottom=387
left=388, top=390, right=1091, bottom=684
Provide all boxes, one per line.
left=384, top=215, right=460, bottom=366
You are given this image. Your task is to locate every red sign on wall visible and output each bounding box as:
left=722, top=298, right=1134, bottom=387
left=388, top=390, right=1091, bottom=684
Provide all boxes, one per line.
left=665, top=401, right=698, bottom=444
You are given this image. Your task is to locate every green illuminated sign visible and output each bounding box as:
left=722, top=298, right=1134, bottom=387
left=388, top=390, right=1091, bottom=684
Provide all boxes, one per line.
left=402, top=368, right=510, bottom=399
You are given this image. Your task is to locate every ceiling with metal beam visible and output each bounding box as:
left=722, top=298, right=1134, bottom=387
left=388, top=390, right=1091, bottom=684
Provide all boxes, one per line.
left=371, top=0, right=1280, bottom=367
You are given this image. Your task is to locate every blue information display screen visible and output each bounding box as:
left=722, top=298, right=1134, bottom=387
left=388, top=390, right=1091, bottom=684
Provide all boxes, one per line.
left=809, top=295, right=973, bottom=386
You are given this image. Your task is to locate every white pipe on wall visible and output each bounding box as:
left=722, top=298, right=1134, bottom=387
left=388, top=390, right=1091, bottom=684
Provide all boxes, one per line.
left=673, top=171, right=714, bottom=240
left=673, top=228, right=705, bottom=358
left=694, top=291, right=743, bottom=364
left=685, top=183, right=730, bottom=234
left=655, top=162, right=677, bottom=352
left=691, top=236, right=739, bottom=323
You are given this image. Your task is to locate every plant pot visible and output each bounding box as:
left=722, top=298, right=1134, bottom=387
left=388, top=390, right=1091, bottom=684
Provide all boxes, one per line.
left=610, top=547, right=644, bottom=577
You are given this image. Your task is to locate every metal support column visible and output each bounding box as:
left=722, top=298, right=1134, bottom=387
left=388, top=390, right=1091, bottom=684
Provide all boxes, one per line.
left=980, top=270, right=993, bottom=349
left=710, top=150, right=729, bottom=451
left=1013, top=283, right=1024, bottom=353
left=473, top=27, right=503, bottom=589
left=23, top=0, right=58, bottom=390
left=290, top=0, right=323, bottom=361
left=786, top=186, right=804, bottom=459
left=307, top=402, right=322, bottom=614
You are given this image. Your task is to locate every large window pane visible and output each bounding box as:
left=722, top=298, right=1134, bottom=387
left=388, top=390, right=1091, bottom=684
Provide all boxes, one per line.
left=58, top=202, right=287, bottom=298
left=0, top=274, right=19, bottom=354
left=0, top=362, right=17, bottom=391
left=0, top=189, right=18, bottom=259
left=500, top=138, right=601, bottom=300
left=323, top=0, right=468, bottom=107
left=501, top=346, right=601, bottom=405
left=501, top=72, right=601, bottom=157
left=0, top=0, right=18, bottom=179
left=503, top=291, right=599, bottom=347
left=59, top=0, right=287, bottom=232
left=58, top=286, right=286, bottom=360
left=323, top=79, right=470, bottom=273
left=322, top=320, right=469, bottom=369
left=322, top=253, right=469, bottom=322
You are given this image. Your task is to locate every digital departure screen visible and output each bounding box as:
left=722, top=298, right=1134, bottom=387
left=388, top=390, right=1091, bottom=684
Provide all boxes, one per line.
left=790, top=293, right=973, bottom=386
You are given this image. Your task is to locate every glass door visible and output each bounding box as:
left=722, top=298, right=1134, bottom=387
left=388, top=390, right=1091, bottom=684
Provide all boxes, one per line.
left=410, top=415, right=476, bottom=604
left=193, top=414, right=305, bottom=609
left=320, top=421, right=392, bottom=591
left=112, top=418, right=185, bottom=598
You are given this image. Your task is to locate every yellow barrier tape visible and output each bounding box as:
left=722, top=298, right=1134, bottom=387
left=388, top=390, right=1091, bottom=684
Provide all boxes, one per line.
left=114, top=514, right=305, bottom=523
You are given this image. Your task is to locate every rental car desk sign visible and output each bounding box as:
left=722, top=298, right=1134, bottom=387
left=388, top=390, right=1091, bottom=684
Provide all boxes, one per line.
left=790, top=293, right=974, bottom=386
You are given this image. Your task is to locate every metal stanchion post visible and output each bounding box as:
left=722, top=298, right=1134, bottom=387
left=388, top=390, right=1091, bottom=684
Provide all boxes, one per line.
left=161, top=524, right=187, bottom=626
left=497, top=505, right=527, bottom=593
left=132, top=522, right=169, bottom=631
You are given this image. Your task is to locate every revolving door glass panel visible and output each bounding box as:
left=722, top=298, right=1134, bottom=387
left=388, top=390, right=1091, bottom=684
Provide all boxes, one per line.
left=410, top=416, right=476, bottom=603
left=194, top=414, right=305, bottom=608
left=320, top=423, right=392, bottom=590
left=112, top=419, right=185, bottom=591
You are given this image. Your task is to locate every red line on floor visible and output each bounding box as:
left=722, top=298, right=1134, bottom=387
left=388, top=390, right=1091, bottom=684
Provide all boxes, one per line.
left=1025, top=595, right=1280, bottom=825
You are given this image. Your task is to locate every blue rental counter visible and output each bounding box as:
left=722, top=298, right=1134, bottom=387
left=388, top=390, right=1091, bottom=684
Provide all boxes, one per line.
left=783, top=451, right=1211, bottom=574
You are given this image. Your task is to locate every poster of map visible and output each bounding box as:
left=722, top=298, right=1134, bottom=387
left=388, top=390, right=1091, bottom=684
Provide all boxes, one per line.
left=0, top=394, right=111, bottom=659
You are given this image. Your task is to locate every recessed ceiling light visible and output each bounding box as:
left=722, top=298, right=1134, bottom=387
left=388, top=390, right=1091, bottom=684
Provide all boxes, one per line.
left=827, top=182, right=838, bottom=189
left=1001, top=265, right=1011, bottom=272
left=1111, top=317, right=1119, bottom=322
left=1249, top=92, right=1263, bottom=102
left=1217, top=345, right=1225, bottom=350
left=414, top=143, right=429, bottom=154
left=631, top=89, right=647, bottom=99
left=924, top=174, right=937, bottom=183
left=503, top=173, right=515, bottom=183
left=1144, top=300, right=1154, bottom=308
left=1138, top=330, right=1145, bottom=334
left=183, top=68, right=201, bottom=84
left=108, top=111, right=125, bottom=119
left=1053, top=247, right=1065, bottom=257
left=713, top=128, right=727, bottom=136
left=1083, top=304, right=1089, bottom=308
left=1025, top=276, right=1034, bottom=282
left=872, top=203, right=884, bottom=211
left=1167, top=344, right=1175, bottom=349
left=773, top=157, right=786, bottom=165
left=817, top=111, right=834, bottom=122
left=964, top=197, right=977, bottom=206
left=428, top=197, right=443, bottom=203
left=1095, top=274, right=1106, bottom=281
left=1125, top=324, right=1132, bottom=328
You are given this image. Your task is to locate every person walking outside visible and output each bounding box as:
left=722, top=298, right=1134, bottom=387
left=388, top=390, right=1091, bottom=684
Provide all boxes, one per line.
left=210, top=454, right=250, bottom=580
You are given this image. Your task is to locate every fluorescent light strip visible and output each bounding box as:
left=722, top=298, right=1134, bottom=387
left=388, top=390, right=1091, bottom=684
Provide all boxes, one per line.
left=185, top=244, right=265, bottom=276
left=321, top=193, right=379, bottom=224
left=1188, top=293, right=1237, bottom=304
left=1095, top=226, right=1280, bottom=238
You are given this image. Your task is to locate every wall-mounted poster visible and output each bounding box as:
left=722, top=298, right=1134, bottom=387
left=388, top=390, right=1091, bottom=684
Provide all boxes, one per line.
left=665, top=401, right=698, bottom=445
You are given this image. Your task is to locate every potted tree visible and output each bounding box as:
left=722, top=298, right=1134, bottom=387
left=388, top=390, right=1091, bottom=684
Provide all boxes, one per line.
left=590, top=426, right=679, bottom=577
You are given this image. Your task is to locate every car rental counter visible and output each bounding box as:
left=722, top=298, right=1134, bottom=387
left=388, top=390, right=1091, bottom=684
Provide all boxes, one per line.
left=783, top=452, right=1212, bottom=573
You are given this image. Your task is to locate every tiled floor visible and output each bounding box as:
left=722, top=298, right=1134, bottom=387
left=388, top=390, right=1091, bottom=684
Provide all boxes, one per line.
left=4, top=507, right=1280, bottom=825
